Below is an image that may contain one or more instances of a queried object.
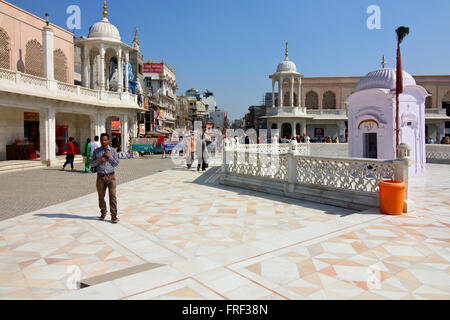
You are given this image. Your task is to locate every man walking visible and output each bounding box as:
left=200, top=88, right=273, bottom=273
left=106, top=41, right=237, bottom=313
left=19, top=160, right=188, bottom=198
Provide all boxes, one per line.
left=90, top=136, right=101, bottom=156
left=90, top=133, right=120, bottom=224
left=62, top=137, right=76, bottom=171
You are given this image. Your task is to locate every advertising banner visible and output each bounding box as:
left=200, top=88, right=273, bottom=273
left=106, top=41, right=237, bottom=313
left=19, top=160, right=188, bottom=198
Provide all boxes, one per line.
left=143, top=63, right=164, bottom=73
left=112, top=121, right=121, bottom=131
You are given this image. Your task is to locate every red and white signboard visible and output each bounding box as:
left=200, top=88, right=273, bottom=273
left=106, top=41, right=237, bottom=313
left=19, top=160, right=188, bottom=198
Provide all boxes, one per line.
left=143, top=63, right=164, bottom=73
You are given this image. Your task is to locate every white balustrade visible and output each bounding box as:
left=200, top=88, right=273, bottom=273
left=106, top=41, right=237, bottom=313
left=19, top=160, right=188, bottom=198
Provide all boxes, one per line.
left=222, top=142, right=413, bottom=210
left=0, top=67, right=139, bottom=108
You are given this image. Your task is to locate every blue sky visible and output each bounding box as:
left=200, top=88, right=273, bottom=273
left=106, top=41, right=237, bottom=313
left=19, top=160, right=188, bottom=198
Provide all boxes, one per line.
left=10, top=0, right=450, bottom=120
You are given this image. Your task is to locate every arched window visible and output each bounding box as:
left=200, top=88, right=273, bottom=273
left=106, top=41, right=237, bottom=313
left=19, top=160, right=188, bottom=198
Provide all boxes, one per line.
left=323, top=91, right=336, bottom=109
left=54, top=49, right=68, bottom=83
left=25, top=40, right=43, bottom=77
left=0, top=28, right=10, bottom=69
left=305, top=91, right=319, bottom=109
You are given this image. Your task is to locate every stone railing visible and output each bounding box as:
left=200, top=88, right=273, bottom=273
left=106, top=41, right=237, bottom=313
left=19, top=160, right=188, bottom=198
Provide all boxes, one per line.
left=0, top=67, right=140, bottom=109
left=426, top=145, right=450, bottom=163
left=221, top=140, right=413, bottom=211
left=266, top=106, right=308, bottom=116
left=236, top=142, right=310, bottom=156
left=306, top=109, right=347, bottom=116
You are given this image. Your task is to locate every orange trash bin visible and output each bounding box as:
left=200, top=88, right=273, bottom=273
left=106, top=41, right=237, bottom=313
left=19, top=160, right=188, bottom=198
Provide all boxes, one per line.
left=378, top=180, right=406, bottom=215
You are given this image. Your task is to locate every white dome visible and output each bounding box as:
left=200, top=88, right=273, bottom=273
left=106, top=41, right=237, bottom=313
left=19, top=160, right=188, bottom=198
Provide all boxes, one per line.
left=88, top=18, right=121, bottom=41
left=277, top=58, right=297, bottom=73
left=355, top=68, right=416, bottom=92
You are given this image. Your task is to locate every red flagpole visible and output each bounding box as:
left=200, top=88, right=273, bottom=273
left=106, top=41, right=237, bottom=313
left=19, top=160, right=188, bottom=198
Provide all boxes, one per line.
left=396, top=42, right=403, bottom=158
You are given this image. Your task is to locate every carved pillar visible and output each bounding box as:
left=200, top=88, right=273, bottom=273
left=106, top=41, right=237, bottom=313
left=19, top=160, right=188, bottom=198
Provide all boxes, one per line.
left=290, top=76, right=294, bottom=108
left=279, top=77, right=283, bottom=108
left=125, top=51, right=129, bottom=93
left=99, top=44, right=105, bottom=90
left=82, top=46, right=90, bottom=88
left=117, top=47, right=123, bottom=92
left=272, top=79, right=275, bottom=108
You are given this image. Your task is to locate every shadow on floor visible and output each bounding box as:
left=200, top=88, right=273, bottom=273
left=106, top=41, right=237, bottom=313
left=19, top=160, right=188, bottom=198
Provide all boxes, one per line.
left=33, top=213, right=111, bottom=222
left=187, top=166, right=364, bottom=217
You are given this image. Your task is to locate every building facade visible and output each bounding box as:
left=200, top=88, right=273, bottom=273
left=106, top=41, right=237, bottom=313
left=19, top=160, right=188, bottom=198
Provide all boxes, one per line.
left=262, top=44, right=450, bottom=142
left=0, top=1, right=141, bottom=162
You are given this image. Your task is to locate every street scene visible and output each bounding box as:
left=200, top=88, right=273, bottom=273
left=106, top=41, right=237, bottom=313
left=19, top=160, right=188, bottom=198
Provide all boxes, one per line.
left=0, top=0, right=449, bottom=309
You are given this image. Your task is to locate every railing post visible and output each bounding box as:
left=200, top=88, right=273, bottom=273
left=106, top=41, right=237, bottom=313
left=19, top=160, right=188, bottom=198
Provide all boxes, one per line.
left=286, top=140, right=297, bottom=193
left=76, top=85, right=81, bottom=96
left=393, top=143, right=414, bottom=213
left=222, top=138, right=230, bottom=174
left=306, top=136, right=311, bottom=156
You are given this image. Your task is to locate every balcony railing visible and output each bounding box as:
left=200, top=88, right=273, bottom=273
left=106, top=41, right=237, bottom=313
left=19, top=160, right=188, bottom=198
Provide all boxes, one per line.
left=0, top=67, right=140, bottom=109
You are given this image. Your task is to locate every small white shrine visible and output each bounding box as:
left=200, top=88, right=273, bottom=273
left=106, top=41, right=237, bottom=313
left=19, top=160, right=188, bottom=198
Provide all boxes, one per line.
left=346, top=64, right=428, bottom=176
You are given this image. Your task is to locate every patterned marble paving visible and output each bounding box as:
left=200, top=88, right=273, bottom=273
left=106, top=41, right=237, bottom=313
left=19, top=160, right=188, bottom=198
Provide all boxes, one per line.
left=0, top=163, right=448, bottom=300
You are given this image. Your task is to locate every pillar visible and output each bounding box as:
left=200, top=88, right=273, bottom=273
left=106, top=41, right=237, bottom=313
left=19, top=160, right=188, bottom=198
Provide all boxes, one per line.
left=271, top=79, right=275, bottom=108
left=297, top=78, right=302, bottom=107
left=99, top=44, right=105, bottom=90
left=301, top=119, right=307, bottom=136
left=82, top=46, right=90, bottom=88
left=39, top=107, right=56, bottom=166
left=293, top=121, right=297, bottom=138
left=117, top=47, right=123, bottom=92
left=290, top=76, right=294, bottom=108
left=279, top=77, right=283, bottom=107
left=338, top=121, right=346, bottom=142
left=42, top=26, right=54, bottom=80
left=125, top=51, right=129, bottom=93
left=121, top=114, right=129, bottom=152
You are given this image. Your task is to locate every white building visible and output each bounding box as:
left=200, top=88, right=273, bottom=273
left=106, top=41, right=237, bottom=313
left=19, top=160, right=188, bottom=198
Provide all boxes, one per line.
left=347, top=68, right=428, bottom=176
left=0, top=1, right=141, bottom=163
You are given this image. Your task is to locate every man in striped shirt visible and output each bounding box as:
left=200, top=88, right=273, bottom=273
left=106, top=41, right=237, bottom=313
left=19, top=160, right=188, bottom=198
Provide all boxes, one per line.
left=90, top=133, right=120, bottom=224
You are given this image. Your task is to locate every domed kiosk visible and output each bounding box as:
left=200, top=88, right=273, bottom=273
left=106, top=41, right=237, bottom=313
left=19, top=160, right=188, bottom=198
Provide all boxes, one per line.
left=346, top=64, right=429, bottom=176
left=75, top=1, right=132, bottom=92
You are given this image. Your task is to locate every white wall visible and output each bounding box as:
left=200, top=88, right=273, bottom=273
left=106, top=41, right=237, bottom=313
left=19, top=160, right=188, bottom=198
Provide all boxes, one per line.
left=0, top=107, right=25, bottom=160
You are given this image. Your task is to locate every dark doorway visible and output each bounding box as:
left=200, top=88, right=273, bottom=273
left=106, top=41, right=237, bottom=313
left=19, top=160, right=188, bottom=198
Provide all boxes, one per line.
left=443, top=101, right=450, bottom=117
left=282, top=123, right=292, bottom=139
left=24, top=121, right=40, bottom=150
left=364, top=133, right=377, bottom=159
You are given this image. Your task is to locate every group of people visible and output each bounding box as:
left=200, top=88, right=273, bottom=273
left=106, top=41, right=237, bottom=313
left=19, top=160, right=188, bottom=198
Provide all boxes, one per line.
left=427, top=136, right=450, bottom=144
left=183, top=132, right=213, bottom=172
left=61, top=136, right=101, bottom=172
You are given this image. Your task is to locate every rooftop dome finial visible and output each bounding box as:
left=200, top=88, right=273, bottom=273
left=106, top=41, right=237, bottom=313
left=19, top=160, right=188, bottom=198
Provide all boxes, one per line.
left=103, top=0, right=108, bottom=19
left=134, top=27, right=139, bottom=45
left=382, top=55, right=386, bottom=69
left=285, top=42, right=289, bottom=59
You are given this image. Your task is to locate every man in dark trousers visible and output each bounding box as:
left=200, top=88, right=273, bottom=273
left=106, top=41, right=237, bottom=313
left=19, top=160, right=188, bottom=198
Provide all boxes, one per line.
left=90, top=133, right=120, bottom=224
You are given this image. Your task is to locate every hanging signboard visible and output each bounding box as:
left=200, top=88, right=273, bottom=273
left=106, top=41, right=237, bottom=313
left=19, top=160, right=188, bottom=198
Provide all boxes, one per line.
left=111, top=121, right=121, bottom=131
left=143, top=63, right=164, bottom=73
left=24, top=112, right=39, bottom=121
left=131, top=138, right=164, bottom=152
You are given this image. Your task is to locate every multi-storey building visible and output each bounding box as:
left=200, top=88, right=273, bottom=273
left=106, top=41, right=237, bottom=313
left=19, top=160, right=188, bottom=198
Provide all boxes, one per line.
left=0, top=0, right=142, bottom=163
left=262, top=43, right=450, bottom=142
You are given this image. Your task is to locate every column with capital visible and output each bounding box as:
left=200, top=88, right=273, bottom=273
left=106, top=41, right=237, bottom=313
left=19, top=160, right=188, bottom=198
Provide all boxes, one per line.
left=301, top=119, right=307, bottom=137
left=279, top=77, right=284, bottom=107
left=82, top=46, right=90, bottom=88
left=271, top=79, right=275, bottom=108
left=124, top=51, right=129, bottom=93
left=290, top=76, right=294, bottom=108
left=117, top=47, right=123, bottom=92
left=99, top=44, right=105, bottom=90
